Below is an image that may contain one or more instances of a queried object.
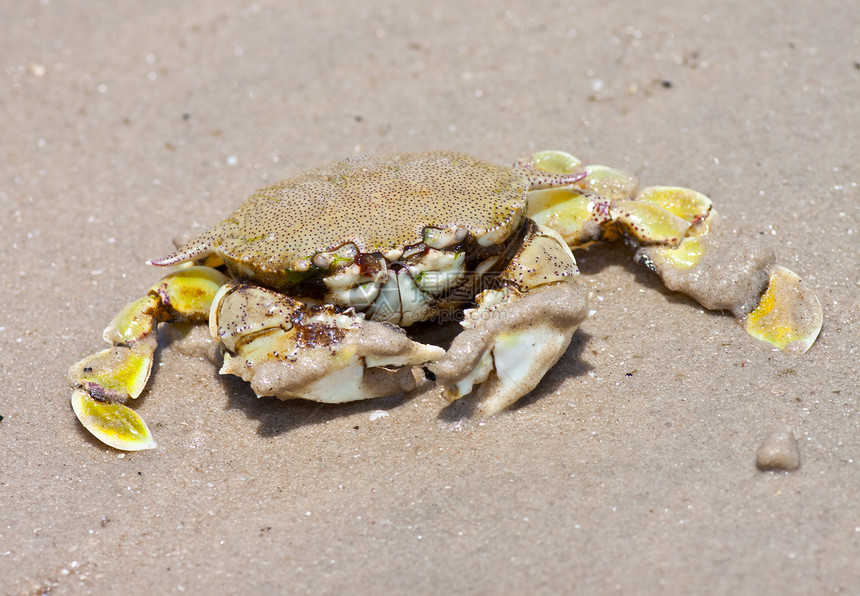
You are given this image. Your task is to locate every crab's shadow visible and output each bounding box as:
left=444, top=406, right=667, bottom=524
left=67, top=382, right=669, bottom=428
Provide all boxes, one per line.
left=218, top=373, right=417, bottom=438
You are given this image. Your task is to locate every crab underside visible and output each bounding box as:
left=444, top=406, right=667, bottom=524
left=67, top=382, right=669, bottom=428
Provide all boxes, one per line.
left=68, top=150, right=823, bottom=451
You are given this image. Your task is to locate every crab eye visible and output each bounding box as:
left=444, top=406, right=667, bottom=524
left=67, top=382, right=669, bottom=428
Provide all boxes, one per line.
left=424, top=226, right=468, bottom=249
left=312, top=253, right=331, bottom=269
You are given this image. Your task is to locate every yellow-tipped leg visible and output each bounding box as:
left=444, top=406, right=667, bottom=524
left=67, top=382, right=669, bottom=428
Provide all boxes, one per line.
left=150, top=266, right=228, bottom=318
left=609, top=185, right=714, bottom=246
left=103, top=295, right=159, bottom=345
left=524, top=149, right=583, bottom=175
left=610, top=200, right=693, bottom=244
left=580, top=164, right=639, bottom=200
left=742, top=265, right=823, bottom=353
left=629, top=199, right=822, bottom=353
left=71, top=389, right=157, bottom=451
left=640, top=236, right=822, bottom=352
left=67, top=335, right=156, bottom=401
left=526, top=155, right=643, bottom=247
left=69, top=266, right=227, bottom=450
left=525, top=150, right=823, bottom=354
left=528, top=188, right=610, bottom=246
left=634, top=186, right=713, bottom=227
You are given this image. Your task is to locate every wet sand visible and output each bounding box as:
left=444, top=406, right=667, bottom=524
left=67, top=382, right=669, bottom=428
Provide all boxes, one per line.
left=3, top=1, right=859, bottom=593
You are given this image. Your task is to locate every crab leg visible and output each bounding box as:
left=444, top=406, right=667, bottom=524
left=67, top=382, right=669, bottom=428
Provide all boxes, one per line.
left=69, top=266, right=227, bottom=450
left=524, top=150, right=823, bottom=353
left=211, top=281, right=445, bottom=403
left=431, top=220, right=589, bottom=415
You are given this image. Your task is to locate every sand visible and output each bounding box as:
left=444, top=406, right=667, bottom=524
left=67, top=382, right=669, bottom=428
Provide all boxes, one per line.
left=2, top=0, right=859, bottom=593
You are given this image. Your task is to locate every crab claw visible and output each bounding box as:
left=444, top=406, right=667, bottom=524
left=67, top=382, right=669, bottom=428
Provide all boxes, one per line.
left=431, top=221, right=589, bottom=415
left=432, top=282, right=588, bottom=415
left=212, top=281, right=444, bottom=403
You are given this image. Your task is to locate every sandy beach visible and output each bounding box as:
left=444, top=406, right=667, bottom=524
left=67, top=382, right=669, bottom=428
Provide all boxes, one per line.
left=2, top=0, right=858, bottom=593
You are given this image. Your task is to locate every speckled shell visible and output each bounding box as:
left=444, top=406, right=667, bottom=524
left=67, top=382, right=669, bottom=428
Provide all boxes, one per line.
left=153, top=151, right=530, bottom=287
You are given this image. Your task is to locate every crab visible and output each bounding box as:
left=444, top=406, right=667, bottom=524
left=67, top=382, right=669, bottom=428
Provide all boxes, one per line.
left=68, top=150, right=823, bottom=450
